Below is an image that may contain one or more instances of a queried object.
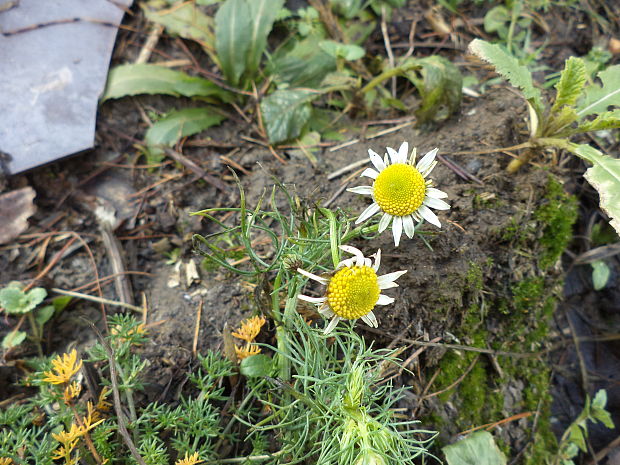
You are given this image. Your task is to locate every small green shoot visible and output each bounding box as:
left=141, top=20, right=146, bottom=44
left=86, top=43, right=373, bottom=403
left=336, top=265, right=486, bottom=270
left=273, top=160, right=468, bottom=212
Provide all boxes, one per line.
left=469, top=39, right=620, bottom=235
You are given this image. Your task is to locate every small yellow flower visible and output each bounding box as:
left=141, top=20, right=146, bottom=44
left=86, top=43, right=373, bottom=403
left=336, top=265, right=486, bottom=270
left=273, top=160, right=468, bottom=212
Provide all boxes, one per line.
left=235, top=344, right=261, bottom=360
left=175, top=452, right=204, bottom=465
left=298, top=246, right=406, bottom=334
left=43, top=349, right=83, bottom=385
left=0, top=458, right=14, bottom=465
left=231, top=316, right=266, bottom=343
left=52, top=422, right=85, bottom=446
left=63, top=381, right=82, bottom=404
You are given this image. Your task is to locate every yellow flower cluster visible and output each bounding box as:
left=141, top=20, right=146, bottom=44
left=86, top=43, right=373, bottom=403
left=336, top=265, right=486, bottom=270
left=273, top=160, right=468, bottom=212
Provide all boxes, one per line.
left=42, top=349, right=83, bottom=385
left=0, top=458, right=14, bottom=465
left=51, top=405, right=103, bottom=464
left=175, top=452, right=204, bottom=465
left=232, top=315, right=266, bottom=360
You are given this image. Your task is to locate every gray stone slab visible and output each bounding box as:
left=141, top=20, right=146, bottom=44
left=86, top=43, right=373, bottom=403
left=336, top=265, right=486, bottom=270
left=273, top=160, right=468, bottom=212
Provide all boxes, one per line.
left=0, top=0, right=132, bottom=174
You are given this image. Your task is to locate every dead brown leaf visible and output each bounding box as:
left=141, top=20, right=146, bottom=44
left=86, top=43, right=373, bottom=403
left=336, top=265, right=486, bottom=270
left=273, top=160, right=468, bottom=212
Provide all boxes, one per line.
left=0, top=186, right=36, bottom=244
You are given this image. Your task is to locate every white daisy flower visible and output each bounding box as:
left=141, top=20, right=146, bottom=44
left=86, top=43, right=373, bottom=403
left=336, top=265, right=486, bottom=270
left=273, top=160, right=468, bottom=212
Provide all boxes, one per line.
left=347, top=141, right=450, bottom=247
left=297, top=245, right=406, bottom=334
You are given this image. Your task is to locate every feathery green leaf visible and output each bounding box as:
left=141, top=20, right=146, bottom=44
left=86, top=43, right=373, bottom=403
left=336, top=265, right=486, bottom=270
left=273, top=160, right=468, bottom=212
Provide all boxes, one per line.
left=468, top=39, right=542, bottom=112
left=551, top=57, right=586, bottom=114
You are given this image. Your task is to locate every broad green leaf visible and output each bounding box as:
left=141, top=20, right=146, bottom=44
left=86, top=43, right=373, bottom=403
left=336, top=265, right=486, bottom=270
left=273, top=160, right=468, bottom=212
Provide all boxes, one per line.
left=468, top=39, right=542, bottom=112
left=331, top=0, right=363, bottom=19
left=592, top=389, right=608, bottom=410
left=573, top=144, right=620, bottom=236
left=215, top=0, right=252, bottom=85
left=142, top=2, right=215, bottom=55
left=52, top=295, right=72, bottom=312
left=145, top=108, right=226, bottom=162
left=551, top=57, right=587, bottom=113
left=260, top=89, right=318, bottom=144
left=319, top=40, right=365, bottom=61
left=0, top=286, right=46, bottom=314
left=574, top=109, right=620, bottom=134
left=246, top=0, right=285, bottom=74
left=269, top=37, right=336, bottom=88
left=591, top=260, right=610, bottom=290
left=35, top=305, right=55, bottom=327
left=404, top=56, right=462, bottom=125
left=483, top=5, right=510, bottom=36
left=443, top=431, right=507, bottom=465
left=2, top=330, right=27, bottom=349
left=102, top=64, right=230, bottom=101
left=239, top=354, right=273, bottom=377
left=577, top=65, right=620, bottom=117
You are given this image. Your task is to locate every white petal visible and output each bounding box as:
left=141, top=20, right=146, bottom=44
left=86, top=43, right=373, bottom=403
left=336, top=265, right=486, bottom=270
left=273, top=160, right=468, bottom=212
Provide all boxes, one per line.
left=412, top=211, right=422, bottom=222
left=376, top=294, right=395, bottom=305
left=419, top=205, right=441, bottom=228
left=339, top=245, right=364, bottom=260
left=424, top=197, right=450, bottom=210
left=397, top=142, right=409, bottom=163
left=324, top=316, right=341, bottom=334
left=416, top=148, right=438, bottom=174
left=355, top=202, right=381, bottom=224
left=426, top=187, right=448, bottom=199
left=361, top=168, right=379, bottom=179
left=403, top=215, right=415, bottom=238
left=378, top=213, right=392, bottom=233
left=372, top=249, right=381, bottom=271
left=363, top=257, right=372, bottom=267
left=297, top=268, right=328, bottom=285
left=298, top=295, right=326, bottom=304
left=408, top=146, right=417, bottom=165
left=386, top=146, right=399, bottom=164
left=369, top=149, right=386, bottom=172
left=337, top=258, right=354, bottom=269
left=362, top=311, right=378, bottom=328
left=347, top=186, right=373, bottom=195
left=319, top=305, right=335, bottom=317
left=377, top=270, right=407, bottom=288
left=392, top=216, right=403, bottom=247
left=421, top=160, right=438, bottom=178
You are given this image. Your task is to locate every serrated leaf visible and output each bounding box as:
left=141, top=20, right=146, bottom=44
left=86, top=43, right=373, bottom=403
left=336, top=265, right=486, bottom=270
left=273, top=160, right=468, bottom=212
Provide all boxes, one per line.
left=545, top=106, right=579, bottom=137
left=142, top=2, right=215, bottom=55
left=2, top=330, right=27, bottom=349
left=573, top=145, right=620, bottom=236
left=269, top=37, right=336, bottom=88
left=591, top=260, right=610, bottom=290
left=552, top=57, right=587, bottom=113
left=0, top=287, right=46, bottom=314
left=260, top=89, right=318, bottom=144
left=577, top=64, right=620, bottom=117
left=215, top=0, right=252, bottom=85
left=319, top=40, right=365, bottom=61
left=102, top=64, right=230, bottom=101
left=443, top=431, right=507, bottom=465
left=405, top=55, right=462, bottom=125
left=246, top=0, right=284, bottom=74
left=468, top=39, right=542, bottom=112
left=239, top=354, right=273, bottom=377
left=574, top=109, right=620, bottom=134
left=145, top=108, right=226, bottom=162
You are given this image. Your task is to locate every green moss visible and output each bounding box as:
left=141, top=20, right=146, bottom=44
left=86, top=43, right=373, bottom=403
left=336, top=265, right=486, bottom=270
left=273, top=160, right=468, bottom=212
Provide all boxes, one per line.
left=535, top=177, right=578, bottom=270
left=465, top=261, right=484, bottom=292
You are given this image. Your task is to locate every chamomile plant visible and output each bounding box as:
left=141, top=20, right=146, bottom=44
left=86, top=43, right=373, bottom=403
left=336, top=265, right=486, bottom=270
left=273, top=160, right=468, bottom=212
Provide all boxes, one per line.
left=191, top=167, right=438, bottom=462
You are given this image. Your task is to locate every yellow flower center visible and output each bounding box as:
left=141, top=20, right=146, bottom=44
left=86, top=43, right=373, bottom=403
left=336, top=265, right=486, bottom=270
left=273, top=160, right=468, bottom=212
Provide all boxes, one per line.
left=326, top=266, right=380, bottom=320
left=373, top=163, right=426, bottom=216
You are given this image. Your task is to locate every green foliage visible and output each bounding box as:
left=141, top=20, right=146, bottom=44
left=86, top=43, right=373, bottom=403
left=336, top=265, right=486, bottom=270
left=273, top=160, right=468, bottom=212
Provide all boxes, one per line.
left=0, top=283, right=54, bottom=350
left=468, top=39, right=620, bottom=236
left=591, top=260, right=611, bottom=290
left=215, top=0, right=284, bottom=86
left=443, top=431, right=507, bottom=465
left=554, top=390, right=614, bottom=465
left=102, top=64, right=230, bottom=101
left=403, top=55, right=463, bottom=126
left=260, top=89, right=318, bottom=144
left=144, top=108, right=226, bottom=163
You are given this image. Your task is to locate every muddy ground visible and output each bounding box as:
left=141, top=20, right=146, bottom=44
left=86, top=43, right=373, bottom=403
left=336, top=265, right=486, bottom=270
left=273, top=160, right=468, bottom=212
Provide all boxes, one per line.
left=1, top=1, right=620, bottom=464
